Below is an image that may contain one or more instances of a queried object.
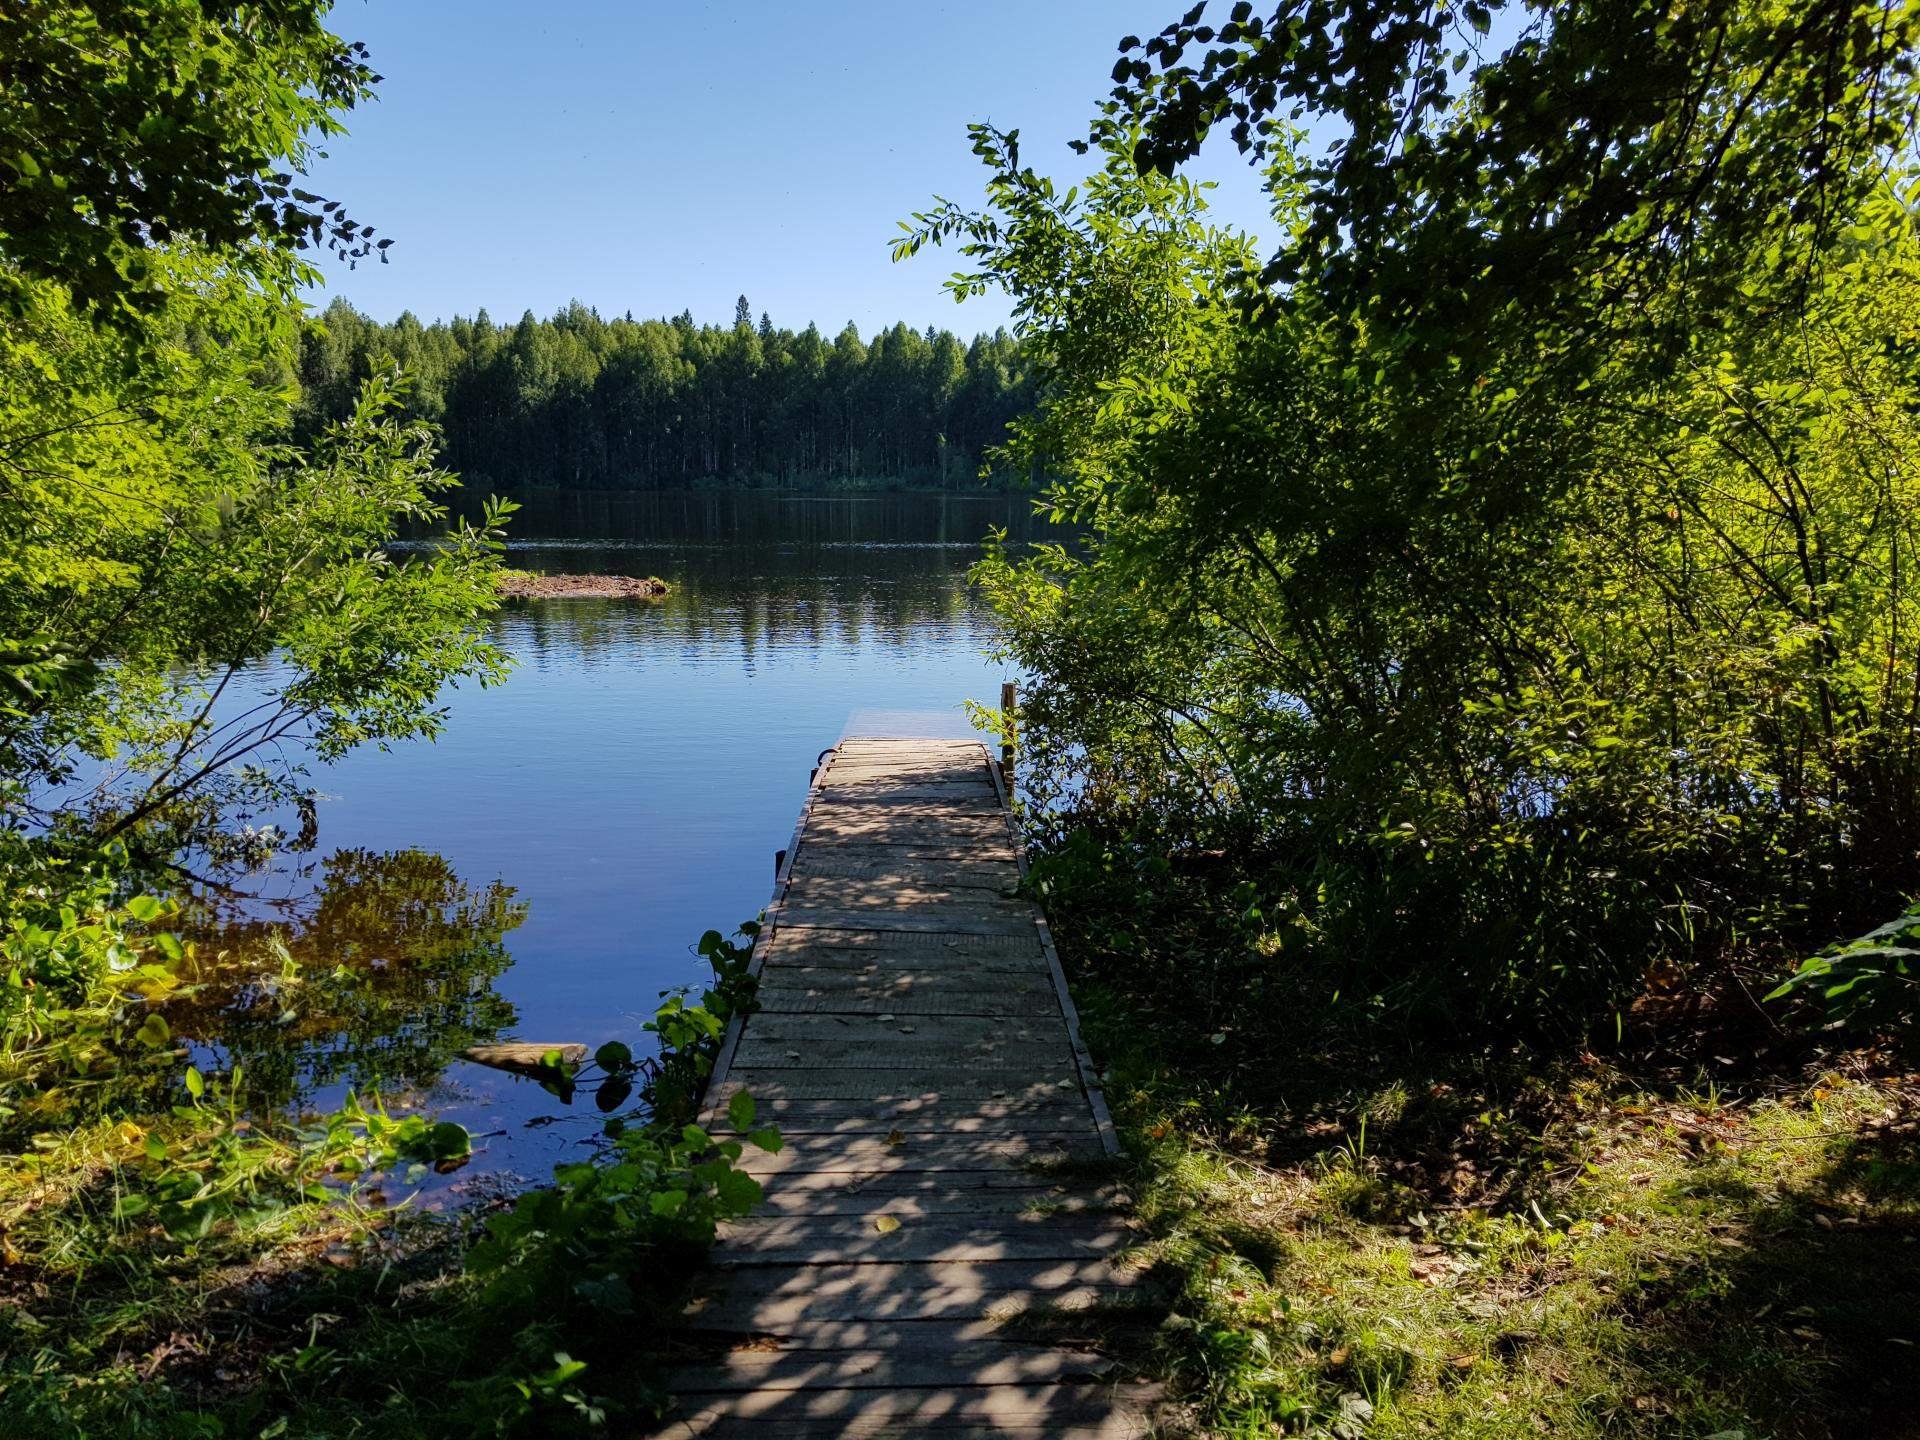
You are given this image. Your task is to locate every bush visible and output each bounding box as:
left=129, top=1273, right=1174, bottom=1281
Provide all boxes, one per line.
left=914, top=126, right=1920, bottom=1049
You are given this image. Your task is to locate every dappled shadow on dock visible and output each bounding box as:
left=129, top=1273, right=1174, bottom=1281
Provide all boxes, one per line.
left=657, top=1237, right=1177, bottom=1438
left=650, top=737, right=1168, bottom=1436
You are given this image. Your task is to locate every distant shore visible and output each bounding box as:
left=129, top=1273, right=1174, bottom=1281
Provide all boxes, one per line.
left=497, top=570, right=669, bottom=600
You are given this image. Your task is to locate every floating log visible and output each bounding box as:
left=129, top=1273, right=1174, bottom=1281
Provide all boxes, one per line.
left=460, top=1041, right=587, bottom=1076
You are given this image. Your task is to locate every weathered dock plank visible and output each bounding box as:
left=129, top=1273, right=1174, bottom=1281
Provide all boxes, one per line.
left=753, top=933, right=1049, bottom=972
left=731, top=1133, right=1103, bottom=1178
left=654, top=737, right=1156, bottom=1437
left=725, top=1183, right=1117, bottom=1219
left=682, top=1258, right=1154, bottom=1328
left=660, top=1384, right=1162, bottom=1439
left=740, top=1013, right=1062, bottom=1046
left=777, top=910, right=1037, bottom=938
left=707, top=1092, right=1098, bottom=1129
left=783, top=874, right=1021, bottom=905
left=752, top=977, right=1058, bottom=1018
left=703, top=1069, right=1081, bottom=1100
left=709, top=1218, right=1132, bottom=1268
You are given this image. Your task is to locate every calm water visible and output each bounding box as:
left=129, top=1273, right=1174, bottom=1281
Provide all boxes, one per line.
left=196, top=490, right=1053, bottom=1186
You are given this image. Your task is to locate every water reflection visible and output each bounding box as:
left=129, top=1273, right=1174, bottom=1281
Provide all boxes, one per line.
left=199, top=491, right=1038, bottom=1178
left=502, top=562, right=984, bottom=666
left=450, top=487, right=1064, bottom=549
left=182, top=849, right=526, bottom=1111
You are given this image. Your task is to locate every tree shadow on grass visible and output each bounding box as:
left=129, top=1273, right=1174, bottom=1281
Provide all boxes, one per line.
left=1070, top=957, right=1920, bottom=1437
left=1624, top=1123, right=1920, bottom=1440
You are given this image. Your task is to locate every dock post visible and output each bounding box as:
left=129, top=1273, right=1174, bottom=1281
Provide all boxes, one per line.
left=1000, top=680, right=1017, bottom=788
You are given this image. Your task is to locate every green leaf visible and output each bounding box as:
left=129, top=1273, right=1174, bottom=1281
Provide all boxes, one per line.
left=545, top=1352, right=588, bottom=1385
left=570, top=1272, right=634, bottom=1314
left=712, top=1167, right=763, bottom=1212
left=135, top=1012, right=170, bottom=1048
left=649, top=1188, right=688, bottom=1217
left=594, top=1040, right=632, bottom=1072
left=172, top=1205, right=216, bottom=1240
left=594, top=1075, right=633, bottom=1113
left=727, top=1090, right=756, bottom=1131
left=184, top=1065, right=205, bottom=1099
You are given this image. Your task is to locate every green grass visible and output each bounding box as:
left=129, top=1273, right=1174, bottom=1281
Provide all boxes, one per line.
left=0, top=1109, right=481, bottom=1437
left=1087, top=1015, right=1920, bottom=1438
left=0, top=1104, right=691, bottom=1437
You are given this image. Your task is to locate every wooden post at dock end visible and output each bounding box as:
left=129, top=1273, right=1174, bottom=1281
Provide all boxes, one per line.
left=1000, top=680, right=1017, bottom=789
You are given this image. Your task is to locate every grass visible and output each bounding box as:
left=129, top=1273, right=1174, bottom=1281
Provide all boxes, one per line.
left=0, top=1102, right=692, bottom=1437
left=0, top=1104, right=477, bottom=1438
left=1079, top=989, right=1920, bottom=1438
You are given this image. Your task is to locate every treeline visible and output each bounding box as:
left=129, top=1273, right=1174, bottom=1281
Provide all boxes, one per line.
left=296, top=297, right=1038, bottom=492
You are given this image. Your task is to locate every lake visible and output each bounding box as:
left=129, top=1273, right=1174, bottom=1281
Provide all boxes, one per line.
left=193, top=490, right=1055, bottom=1188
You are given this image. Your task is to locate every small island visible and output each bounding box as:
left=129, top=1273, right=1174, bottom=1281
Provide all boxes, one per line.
left=497, top=570, right=669, bottom=600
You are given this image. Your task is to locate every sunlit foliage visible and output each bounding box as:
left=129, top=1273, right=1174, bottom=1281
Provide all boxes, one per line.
left=0, top=0, right=383, bottom=320
left=909, top=0, right=1920, bottom=1041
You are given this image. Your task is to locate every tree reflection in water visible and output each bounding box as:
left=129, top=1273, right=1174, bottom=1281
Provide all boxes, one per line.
left=177, top=848, right=527, bottom=1113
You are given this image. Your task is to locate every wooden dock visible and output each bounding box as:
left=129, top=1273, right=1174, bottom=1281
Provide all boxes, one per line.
left=660, top=736, right=1162, bottom=1438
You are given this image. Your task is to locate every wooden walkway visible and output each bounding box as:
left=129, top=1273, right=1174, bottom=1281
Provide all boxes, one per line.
left=659, top=737, right=1162, bottom=1438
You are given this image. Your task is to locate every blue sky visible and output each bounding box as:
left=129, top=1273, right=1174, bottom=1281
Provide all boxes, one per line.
left=303, top=1, right=1277, bottom=334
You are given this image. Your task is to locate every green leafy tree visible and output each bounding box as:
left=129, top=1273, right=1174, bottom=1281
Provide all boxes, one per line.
left=0, top=0, right=388, bottom=322
left=0, top=267, right=512, bottom=868
left=906, top=92, right=1920, bottom=1042
left=893, top=2, right=1920, bottom=1046
left=0, top=0, right=511, bottom=1043
left=1110, top=0, right=1920, bottom=362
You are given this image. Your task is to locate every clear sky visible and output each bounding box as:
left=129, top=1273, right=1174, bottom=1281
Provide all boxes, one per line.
left=302, top=0, right=1277, bottom=335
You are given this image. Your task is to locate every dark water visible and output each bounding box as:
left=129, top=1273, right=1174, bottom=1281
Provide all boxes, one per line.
left=197, top=490, right=1052, bottom=1186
